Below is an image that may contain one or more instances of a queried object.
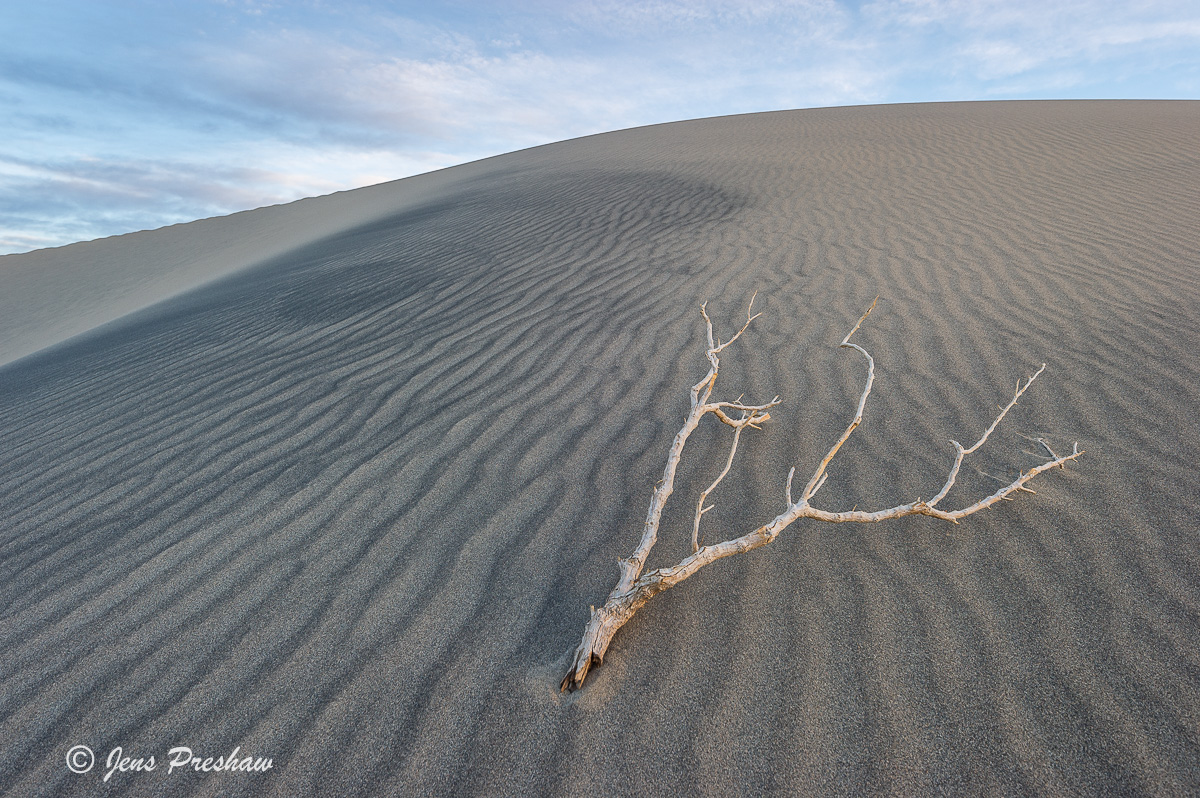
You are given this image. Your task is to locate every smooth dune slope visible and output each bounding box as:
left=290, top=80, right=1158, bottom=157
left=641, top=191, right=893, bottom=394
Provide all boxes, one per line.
left=1, top=101, right=1199, bottom=796
left=0, top=159, right=505, bottom=367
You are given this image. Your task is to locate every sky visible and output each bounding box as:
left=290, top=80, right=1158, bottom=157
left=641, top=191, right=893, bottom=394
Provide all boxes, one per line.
left=2, top=1, right=1198, bottom=255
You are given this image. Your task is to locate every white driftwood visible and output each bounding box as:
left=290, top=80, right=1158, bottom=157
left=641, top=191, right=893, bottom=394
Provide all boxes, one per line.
left=561, top=298, right=1083, bottom=692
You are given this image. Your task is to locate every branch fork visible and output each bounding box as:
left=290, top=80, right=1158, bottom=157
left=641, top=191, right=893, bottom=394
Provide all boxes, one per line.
left=561, top=297, right=1082, bottom=692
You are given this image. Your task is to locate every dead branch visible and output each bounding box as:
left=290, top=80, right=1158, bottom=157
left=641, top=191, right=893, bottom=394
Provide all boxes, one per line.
left=561, top=298, right=1082, bottom=692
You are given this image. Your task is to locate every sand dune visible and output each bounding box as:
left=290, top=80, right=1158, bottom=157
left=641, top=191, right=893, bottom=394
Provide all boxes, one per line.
left=2, top=100, right=1199, bottom=796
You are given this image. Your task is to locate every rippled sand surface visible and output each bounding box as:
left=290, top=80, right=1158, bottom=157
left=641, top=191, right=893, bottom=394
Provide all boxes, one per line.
left=2, top=101, right=1199, bottom=796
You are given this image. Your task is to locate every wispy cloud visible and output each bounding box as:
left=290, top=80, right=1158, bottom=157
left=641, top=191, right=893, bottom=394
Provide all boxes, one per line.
left=188, top=32, right=630, bottom=149
left=864, top=0, right=1200, bottom=88
left=0, top=141, right=472, bottom=250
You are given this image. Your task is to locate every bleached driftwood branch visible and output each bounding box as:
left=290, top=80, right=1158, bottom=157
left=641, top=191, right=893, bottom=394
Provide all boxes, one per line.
left=561, top=297, right=1082, bottom=692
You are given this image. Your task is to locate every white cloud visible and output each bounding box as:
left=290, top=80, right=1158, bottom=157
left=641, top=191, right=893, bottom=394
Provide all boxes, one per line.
left=571, top=0, right=844, bottom=26
left=959, top=40, right=1043, bottom=79
left=860, top=0, right=1200, bottom=92
left=1081, top=19, right=1200, bottom=49
left=189, top=31, right=624, bottom=148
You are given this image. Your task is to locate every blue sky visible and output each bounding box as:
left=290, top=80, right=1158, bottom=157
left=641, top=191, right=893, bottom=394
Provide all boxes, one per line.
left=2, top=0, right=1198, bottom=254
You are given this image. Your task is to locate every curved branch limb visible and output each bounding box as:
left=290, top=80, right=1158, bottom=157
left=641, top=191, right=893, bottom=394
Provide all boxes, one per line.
left=612, top=298, right=773, bottom=598
left=801, top=439, right=1082, bottom=525
left=927, top=364, right=1047, bottom=508
left=692, top=421, right=746, bottom=553
left=564, top=298, right=775, bottom=691
left=799, top=298, right=878, bottom=503
left=710, top=291, right=762, bottom=355
left=809, top=471, right=829, bottom=500
left=711, top=397, right=782, bottom=416
left=941, top=442, right=1082, bottom=519
left=713, top=406, right=778, bottom=433
left=1036, top=436, right=1074, bottom=470
left=563, top=514, right=787, bottom=692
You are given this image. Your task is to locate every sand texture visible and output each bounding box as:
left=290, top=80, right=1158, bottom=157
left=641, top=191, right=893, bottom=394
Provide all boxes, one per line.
left=1, top=100, right=1199, bottom=796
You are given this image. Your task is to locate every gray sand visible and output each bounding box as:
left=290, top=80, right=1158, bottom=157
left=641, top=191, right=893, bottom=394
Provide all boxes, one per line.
left=1, top=100, right=1199, bottom=796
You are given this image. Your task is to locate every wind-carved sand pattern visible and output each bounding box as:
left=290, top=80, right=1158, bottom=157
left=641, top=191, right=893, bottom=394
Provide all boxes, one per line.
left=1, top=101, right=1199, bottom=796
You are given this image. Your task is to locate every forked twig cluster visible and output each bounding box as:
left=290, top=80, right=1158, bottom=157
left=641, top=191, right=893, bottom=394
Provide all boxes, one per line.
left=561, top=297, right=1082, bottom=692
